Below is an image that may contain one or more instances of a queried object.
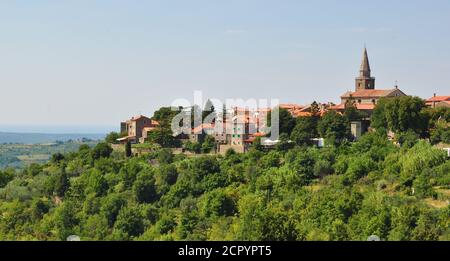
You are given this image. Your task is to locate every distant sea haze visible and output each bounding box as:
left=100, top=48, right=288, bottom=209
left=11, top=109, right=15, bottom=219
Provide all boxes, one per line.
left=0, top=125, right=114, bottom=144
left=0, top=125, right=116, bottom=134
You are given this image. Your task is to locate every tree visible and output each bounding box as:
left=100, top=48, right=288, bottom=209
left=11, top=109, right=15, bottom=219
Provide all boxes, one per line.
left=54, top=168, right=70, bottom=197
left=201, top=135, right=216, bottom=154
left=291, top=117, right=318, bottom=146
left=318, top=111, right=350, bottom=146
left=199, top=189, right=235, bottom=218
left=396, top=130, right=419, bottom=148
left=372, top=96, right=429, bottom=136
left=147, top=126, right=177, bottom=148
left=251, top=136, right=264, bottom=151
left=86, top=169, right=108, bottom=197
left=343, top=103, right=367, bottom=122
left=157, top=149, right=174, bottom=164
left=268, top=107, right=296, bottom=135
left=413, top=168, right=435, bottom=198
left=202, top=99, right=216, bottom=122
left=54, top=201, right=79, bottom=240
left=224, top=148, right=236, bottom=158
left=275, top=133, right=294, bottom=151
left=91, top=142, right=113, bottom=160
left=125, top=141, right=132, bottom=158
left=184, top=141, right=202, bottom=154
left=51, top=153, right=65, bottom=164
left=133, top=169, right=158, bottom=203
left=100, top=193, right=127, bottom=227
left=427, top=107, right=450, bottom=144
left=30, top=198, right=51, bottom=220
left=113, top=206, right=145, bottom=239
left=0, top=168, right=14, bottom=188
left=152, top=106, right=181, bottom=124
left=105, top=132, right=120, bottom=144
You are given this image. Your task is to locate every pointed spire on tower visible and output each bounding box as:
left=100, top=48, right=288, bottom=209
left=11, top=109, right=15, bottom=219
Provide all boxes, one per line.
left=355, top=46, right=375, bottom=90
left=360, top=47, right=371, bottom=77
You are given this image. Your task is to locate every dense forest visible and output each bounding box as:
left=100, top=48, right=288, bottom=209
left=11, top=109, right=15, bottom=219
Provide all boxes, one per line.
left=0, top=97, right=449, bottom=241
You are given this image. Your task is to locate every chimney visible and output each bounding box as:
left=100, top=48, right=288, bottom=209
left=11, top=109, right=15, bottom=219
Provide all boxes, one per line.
left=434, top=93, right=437, bottom=97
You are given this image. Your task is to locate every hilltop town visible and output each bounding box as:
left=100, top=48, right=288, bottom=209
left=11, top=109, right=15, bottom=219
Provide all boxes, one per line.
left=114, top=48, right=450, bottom=156
left=1, top=48, right=449, bottom=242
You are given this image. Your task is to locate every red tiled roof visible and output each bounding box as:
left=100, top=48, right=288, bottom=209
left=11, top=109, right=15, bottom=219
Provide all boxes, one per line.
left=330, top=103, right=375, bottom=111
left=426, top=96, right=450, bottom=102
left=192, top=123, right=215, bottom=134
left=130, top=115, right=151, bottom=121
left=252, top=132, right=266, bottom=137
left=280, top=104, right=304, bottom=110
left=330, top=104, right=345, bottom=110
left=341, top=89, right=397, bottom=98
left=292, top=111, right=313, bottom=117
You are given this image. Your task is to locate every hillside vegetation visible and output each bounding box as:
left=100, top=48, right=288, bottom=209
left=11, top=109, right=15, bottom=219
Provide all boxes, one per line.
left=0, top=97, right=449, bottom=241
left=0, top=133, right=449, bottom=241
left=0, top=140, right=99, bottom=169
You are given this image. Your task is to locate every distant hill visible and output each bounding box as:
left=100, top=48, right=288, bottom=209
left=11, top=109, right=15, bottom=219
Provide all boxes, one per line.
left=0, top=132, right=105, bottom=144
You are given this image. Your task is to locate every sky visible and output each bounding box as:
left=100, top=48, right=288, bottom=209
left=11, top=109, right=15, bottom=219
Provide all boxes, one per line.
left=1, top=0, right=449, bottom=133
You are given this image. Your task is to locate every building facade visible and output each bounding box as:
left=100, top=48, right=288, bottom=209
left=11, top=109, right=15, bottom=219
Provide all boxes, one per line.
left=119, top=115, right=159, bottom=143
left=334, top=48, right=407, bottom=115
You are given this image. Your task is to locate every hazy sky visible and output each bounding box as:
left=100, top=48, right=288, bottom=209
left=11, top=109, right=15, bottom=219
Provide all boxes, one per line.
left=1, top=0, right=449, bottom=132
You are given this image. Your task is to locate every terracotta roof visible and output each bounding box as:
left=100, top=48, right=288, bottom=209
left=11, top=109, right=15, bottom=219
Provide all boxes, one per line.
left=256, top=108, right=272, bottom=113
left=130, top=115, right=151, bottom=121
left=331, top=103, right=375, bottom=111
left=280, top=104, right=304, bottom=110
left=426, top=96, right=450, bottom=102
left=192, top=123, right=215, bottom=134
left=292, top=111, right=313, bottom=117
left=252, top=132, right=267, bottom=137
left=341, top=89, right=398, bottom=98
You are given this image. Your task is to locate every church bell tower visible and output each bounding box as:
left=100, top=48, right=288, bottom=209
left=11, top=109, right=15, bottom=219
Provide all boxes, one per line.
left=355, top=47, right=375, bottom=91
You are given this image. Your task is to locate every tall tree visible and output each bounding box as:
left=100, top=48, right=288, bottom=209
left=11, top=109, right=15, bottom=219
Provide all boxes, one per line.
left=291, top=116, right=319, bottom=146
left=372, top=96, right=429, bottom=136
left=125, top=141, right=132, bottom=158
left=268, top=107, right=296, bottom=136
left=318, top=111, right=350, bottom=146
left=202, top=99, right=216, bottom=123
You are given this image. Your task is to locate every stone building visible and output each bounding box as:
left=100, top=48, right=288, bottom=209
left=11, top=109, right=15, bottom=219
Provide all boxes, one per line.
left=119, top=115, right=159, bottom=143
left=333, top=48, right=407, bottom=115
left=330, top=48, right=408, bottom=140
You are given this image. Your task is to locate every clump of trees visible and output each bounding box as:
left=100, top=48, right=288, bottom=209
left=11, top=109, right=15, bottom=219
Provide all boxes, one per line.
left=0, top=127, right=448, bottom=241
left=0, top=97, right=448, bottom=241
